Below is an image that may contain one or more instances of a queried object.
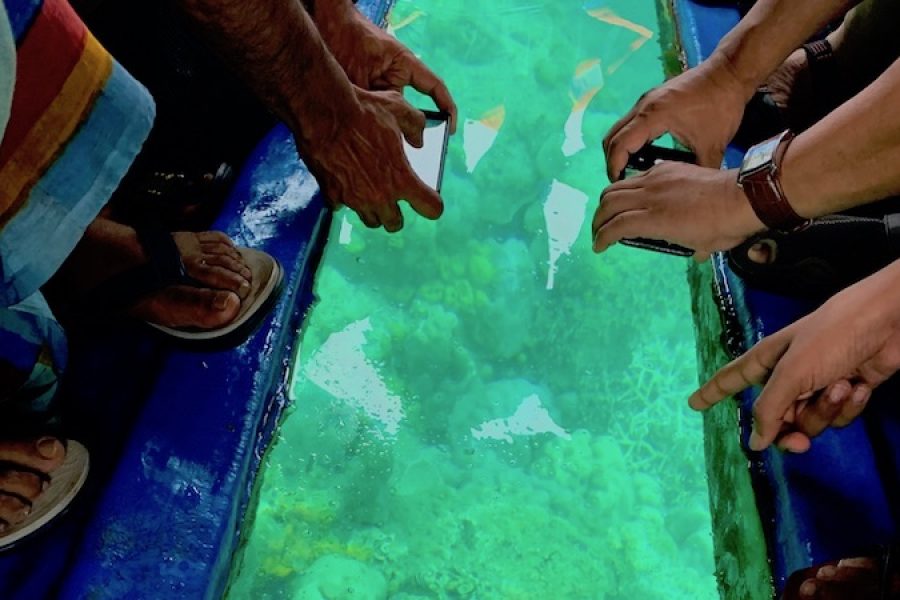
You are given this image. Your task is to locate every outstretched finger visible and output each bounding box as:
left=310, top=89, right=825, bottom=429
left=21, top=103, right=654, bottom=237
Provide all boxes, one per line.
left=398, top=101, right=427, bottom=148
left=749, top=359, right=812, bottom=451
left=602, top=104, right=638, bottom=156
left=377, top=201, right=404, bottom=233
left=403, top=177, right=444, bottom=220
left=353, top=205, right=381, bottom=229
left=689, top=331, right=793, bottom=411
left=404, top=57, right=458, bottom=134
left=832, top=383, right=872, bottom=427
left=591, top=186, right=644, bottom=236
left=795, top=380, right=852, bottom=439
left=774, top=431, right=812, bottom=454
left=604, top=115, right=666, bottom=183
left=592, top=209, right=649, bottom=253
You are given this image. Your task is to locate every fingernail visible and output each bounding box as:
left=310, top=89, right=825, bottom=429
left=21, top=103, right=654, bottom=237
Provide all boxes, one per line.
left=213, top=292, right=232, bottom=310
left=851, top=386, right=870, bottom=405
left=818, top=565, right=837, bottom=578
left=748, top=431, right=764, bottom=451
left=799, top=580, right=817, bottom=597
left=36, top=437, right=62, bottom=460
left=826, top=386, right=843, bottom=404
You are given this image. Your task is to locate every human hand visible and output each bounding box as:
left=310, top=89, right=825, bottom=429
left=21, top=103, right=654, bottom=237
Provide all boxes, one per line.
left=689, top=261, right=900, bottom=452
left=602, top=59, right=750, bottom=180
left=591, top=163, right=764, bottom=261
left=298, top=87, right=442, bottom=231
left=319, top=7, right=458, bottom=133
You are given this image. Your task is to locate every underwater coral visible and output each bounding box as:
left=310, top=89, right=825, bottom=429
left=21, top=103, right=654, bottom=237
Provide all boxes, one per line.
left=227, top=0, right=717, bottom=598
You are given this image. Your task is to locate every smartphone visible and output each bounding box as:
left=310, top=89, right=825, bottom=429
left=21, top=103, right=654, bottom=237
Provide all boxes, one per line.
left=403, top=109, right=451, bottom=192
left=618, top=144, right=696, bottom=257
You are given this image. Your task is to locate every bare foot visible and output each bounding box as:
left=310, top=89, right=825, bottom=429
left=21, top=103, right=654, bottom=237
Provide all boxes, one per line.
left=129, top=231, right=252, bottom=330
left=793, top=556, right=900, bottom=599
left=0, top=437, right=65, bottom=533
left=49, top=218, right=253, bottom=331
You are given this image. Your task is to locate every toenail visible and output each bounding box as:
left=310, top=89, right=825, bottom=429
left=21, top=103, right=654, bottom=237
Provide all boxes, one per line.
left=213, top=292, right=232, bottom=310
left=799, top=580, right=817, bottom=597
left=241, top=268, right=252, bottom=279
left=36, top=437, right=62, bottom=460
left=818, top=565, right=837, bottom=578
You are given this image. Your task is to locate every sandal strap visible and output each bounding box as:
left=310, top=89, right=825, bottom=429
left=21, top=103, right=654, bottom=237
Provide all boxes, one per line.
left=884, top=213, right=900, bottom=257
left=77, top=223, right=190, bottom=317
left=801, top=39, right=844, bottom=130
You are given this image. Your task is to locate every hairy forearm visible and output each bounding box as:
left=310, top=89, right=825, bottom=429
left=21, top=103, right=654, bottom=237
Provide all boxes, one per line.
left=709, top=0, right=861, bottom=100
left=177, top=0, right=359, bottom=145
left=781, top=56, right=900, bottom=216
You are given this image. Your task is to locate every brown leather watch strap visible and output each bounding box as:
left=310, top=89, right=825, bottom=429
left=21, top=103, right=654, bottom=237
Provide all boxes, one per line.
left=743, top=177, right=807, bottom=231
left=741, top=131, right=809, bottom=232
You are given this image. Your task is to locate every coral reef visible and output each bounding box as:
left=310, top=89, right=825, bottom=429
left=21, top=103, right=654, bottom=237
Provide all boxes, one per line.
left=227, top=0, right=718, bottom=598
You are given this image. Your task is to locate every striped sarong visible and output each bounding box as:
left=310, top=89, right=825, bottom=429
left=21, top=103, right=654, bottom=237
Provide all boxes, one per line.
left=1, top=0, right=154, bottom=306
left=0, top=0, right=154, bottom=408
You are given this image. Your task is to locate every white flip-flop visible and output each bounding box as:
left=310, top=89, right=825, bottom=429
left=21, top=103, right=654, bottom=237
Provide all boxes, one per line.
left=0, top=440, right=90, bottom=550
left=149, top=247, right=283, bottom=342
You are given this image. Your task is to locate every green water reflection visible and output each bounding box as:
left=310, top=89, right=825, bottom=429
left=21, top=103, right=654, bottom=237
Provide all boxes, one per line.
left=229, top=1, right=718, bottom=598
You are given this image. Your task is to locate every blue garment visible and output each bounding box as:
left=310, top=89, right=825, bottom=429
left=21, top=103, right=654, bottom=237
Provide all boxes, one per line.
left=0, top=0, right=154, bottom=412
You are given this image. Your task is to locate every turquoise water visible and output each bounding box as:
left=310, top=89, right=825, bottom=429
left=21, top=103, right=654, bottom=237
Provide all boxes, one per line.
left=228, top=1, right=718, bottom=598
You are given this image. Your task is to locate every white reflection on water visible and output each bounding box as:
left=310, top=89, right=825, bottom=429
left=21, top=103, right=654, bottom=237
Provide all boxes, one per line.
left=303, top=317, right=404, bottom=436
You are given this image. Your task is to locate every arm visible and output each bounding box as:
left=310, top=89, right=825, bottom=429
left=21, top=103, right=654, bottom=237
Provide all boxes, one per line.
left=175, top=0, right=443, bottom=231
left=176, top=0, right=357, bottom=148
left=593, top=54, right=900, bottom=258
left=303, top=0, right=457, bottom=132
left=780, top=55, right=900, bottom=218
left=603, top=0, right=860, bottom=178
left=690, top=258, right=900, bottom=452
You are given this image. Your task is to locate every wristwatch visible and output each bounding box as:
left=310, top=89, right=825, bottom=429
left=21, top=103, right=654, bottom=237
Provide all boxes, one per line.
left=737, top=129, right=810, bottom=232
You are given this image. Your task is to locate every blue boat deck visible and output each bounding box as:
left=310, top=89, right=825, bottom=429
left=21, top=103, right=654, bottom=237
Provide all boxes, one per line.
left=673, top=0, right=900, bottom=596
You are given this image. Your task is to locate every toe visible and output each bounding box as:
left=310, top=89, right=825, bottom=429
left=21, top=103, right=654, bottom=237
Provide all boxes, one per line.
left=200, top=241, right=243, bottom=262
left=0, top=438, right=65, bottom=474
left=0, top=468, right=44, bottom=501
left=0, top=493, right=31, bottom=530
left=195, top=231, right=234, bottom=247
left=0, top=437, right=65, bottom=530
left=184, top=260, right=252, bottom=300
left=134, top=286, right=241, bottom=330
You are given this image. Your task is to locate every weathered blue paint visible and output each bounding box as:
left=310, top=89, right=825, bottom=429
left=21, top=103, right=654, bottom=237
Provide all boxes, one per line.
left=674, top=0, right=899, bottom=595
left=0, top=1, right=395, bottom=597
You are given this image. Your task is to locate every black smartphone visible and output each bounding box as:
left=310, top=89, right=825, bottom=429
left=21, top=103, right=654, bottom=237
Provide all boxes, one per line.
left=618, top=144, right=696, bottom=257
left=403, top=109, right=451, bottom=192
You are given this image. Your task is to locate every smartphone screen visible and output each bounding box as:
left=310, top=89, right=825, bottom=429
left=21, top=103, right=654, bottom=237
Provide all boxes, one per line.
left=403, top=110, right=450, bottom=192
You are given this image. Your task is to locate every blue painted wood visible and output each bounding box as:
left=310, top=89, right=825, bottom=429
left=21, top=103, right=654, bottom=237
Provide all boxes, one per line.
left=0, top=0, right=395, bottom=597
left=674, top=1, right=899, bottom=595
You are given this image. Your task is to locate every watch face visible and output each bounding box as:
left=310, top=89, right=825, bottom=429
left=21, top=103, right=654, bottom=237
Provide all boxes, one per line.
left=742, top=136, right=780, bottom=173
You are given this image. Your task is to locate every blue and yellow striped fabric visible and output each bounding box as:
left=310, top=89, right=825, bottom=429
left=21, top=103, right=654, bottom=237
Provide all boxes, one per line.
left=0, top=0, right=154, bottom=405
left=0, top=0, right=155, bottom=307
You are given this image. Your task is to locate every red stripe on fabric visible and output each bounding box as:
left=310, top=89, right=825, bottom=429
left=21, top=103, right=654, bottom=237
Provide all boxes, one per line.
left=0, top=0, right=87, bottom=168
